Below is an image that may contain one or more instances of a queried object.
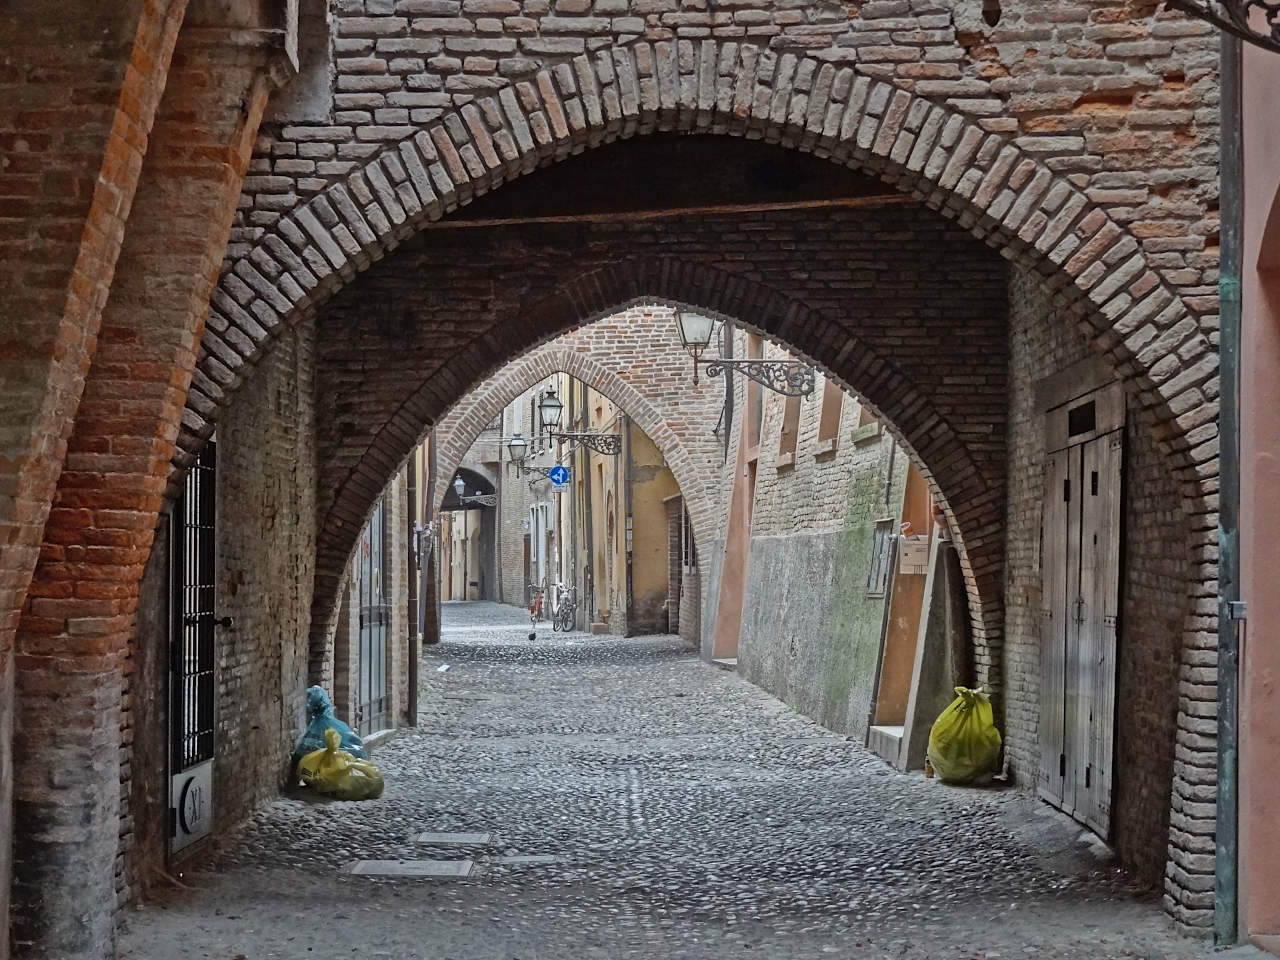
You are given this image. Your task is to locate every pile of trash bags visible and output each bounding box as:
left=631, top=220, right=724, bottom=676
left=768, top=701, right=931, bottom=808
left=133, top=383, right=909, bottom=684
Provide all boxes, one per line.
left=927, top=686, right=1002, bottom=784
left=299, top=728, right=385, bottom=801
left=292, top=685, right=384, bottom=801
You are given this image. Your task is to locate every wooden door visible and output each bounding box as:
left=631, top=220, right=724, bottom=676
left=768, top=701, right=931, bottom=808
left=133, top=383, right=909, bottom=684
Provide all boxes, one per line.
left=1077, top=430, right=1122, bottom=834
left=1038, top=408, right=1122, bottom=839
left=1038, top=448, right=1070, bottom=806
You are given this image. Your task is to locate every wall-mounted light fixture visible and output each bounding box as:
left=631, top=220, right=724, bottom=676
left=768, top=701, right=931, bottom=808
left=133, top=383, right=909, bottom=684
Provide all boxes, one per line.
left=673, top=309, right=815, bottom=397
left=450, top=474, right=497, bottom=507
left=537, top=388, right=622, bottom=455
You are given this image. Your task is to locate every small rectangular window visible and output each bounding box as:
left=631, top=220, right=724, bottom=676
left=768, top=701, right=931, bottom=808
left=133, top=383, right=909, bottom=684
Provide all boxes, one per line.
left=816, top=380, right=843, bottom=454
left=867, top=519, right=894, bottom=596
left=747, top=335, right=763, bottom=449
left=776, top=395, right=801, bottom=469
left=1068, top=400, right=1096, bottom=437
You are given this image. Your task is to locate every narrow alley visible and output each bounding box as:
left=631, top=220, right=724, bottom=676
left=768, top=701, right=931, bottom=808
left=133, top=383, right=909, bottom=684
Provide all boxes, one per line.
left=120, top=603, right=1190, bottom=960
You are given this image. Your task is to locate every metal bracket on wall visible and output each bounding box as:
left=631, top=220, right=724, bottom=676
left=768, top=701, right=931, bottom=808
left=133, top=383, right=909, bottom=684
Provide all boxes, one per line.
left=1165, top=0, right=1280, bottom=54
left=704, top=358, right=816, bottom=397
left=547, top=431, right=622, bottom=456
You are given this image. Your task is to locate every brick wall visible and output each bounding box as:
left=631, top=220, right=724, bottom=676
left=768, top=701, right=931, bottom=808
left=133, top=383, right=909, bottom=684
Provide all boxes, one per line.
left=7, top=7, right=284, bottom=955
left=226, top=1, right=1220, bottom=330
left=306, top=205, right=1012, bottom=667
left=209, top=314, right=316, bottom=840
left=725, top=335, right=910, bottom=738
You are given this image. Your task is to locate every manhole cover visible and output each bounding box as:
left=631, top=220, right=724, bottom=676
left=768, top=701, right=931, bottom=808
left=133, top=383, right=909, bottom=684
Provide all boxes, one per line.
left=415, top=832, right=493, bottom=845
left=347, top=860, right=475, bottom=878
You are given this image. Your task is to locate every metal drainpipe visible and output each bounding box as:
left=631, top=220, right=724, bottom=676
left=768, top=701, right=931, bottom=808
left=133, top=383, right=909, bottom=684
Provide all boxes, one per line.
left=1215, top=28, right=1243, bottom=947
left=624, top=414, right=635, bottom=635
left=407, top=453, right=418, bottom=726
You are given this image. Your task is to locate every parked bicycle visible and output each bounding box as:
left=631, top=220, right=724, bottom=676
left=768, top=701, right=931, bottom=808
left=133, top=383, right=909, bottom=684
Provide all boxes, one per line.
left=551, top=582, right=578, bottom=633
left=528, top=583, right=544, bottom=640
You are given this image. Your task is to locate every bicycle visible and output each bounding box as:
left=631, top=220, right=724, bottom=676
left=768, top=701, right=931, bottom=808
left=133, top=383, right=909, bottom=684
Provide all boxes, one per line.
left=528, top=584, right=544, bottom=640
left=551, top=582, right=577, bottom=633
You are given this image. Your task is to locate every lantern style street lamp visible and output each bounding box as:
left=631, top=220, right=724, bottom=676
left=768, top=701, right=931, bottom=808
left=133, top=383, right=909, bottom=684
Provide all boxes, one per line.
left=536, top=386, right=622, bottom=456
left=671, top=308, right=816, bottom=398
left=453, top=476, right=465, bottom=498
left=506, top=432, right=528, bottom=465
left=676, top=310, right=717, bottom=385
left=538, top=388, right=564, bottom=433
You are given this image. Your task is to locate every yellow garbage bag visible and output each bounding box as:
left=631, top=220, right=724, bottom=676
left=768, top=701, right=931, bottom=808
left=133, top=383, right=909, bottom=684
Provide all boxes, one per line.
left=927, top=686, right=1002, bottom=784
left=298, top=728, right=385, bottom=800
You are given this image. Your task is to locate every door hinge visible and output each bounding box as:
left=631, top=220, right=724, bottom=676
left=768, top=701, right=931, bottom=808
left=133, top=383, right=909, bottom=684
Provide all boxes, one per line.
left=1059, top=753, right=1066, bottom=778
left=1085, top=765, right=1091, bottom=788
left=1227, top=600, right=1247, bottom=621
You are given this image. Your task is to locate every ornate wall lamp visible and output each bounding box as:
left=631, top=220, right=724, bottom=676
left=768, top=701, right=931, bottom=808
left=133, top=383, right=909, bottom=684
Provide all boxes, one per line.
left=537, top=388, right=622, bottom=455
left=674, top=309, right=815, bottom=397
left=1165, top=0, right=1280, bottom=52
left=450, top=475, right=497, bottom=507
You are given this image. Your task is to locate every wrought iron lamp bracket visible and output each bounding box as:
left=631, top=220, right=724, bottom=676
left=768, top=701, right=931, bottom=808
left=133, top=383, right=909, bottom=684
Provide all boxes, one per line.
left=458, top=494, right=498, bottom=507
left=1165, top=0, right=1280, bottom=53
left=703, top=358, right=816, bottom=397
left=548, top=431, right=623, bottom=456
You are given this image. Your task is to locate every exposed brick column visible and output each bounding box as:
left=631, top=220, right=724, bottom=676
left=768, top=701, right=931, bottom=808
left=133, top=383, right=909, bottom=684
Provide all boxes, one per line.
left=10, top=21, right=280, bottom=959
left=0, top=3, right=188, bottom=958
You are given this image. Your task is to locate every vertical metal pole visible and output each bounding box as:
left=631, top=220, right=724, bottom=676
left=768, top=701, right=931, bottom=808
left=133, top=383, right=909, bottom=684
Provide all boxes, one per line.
left=1215, top=28, right=1242, bottom=947
left=569, top=381, right=580, bottom=627
left=624, top=414, right=634, bottom=634
left=406, top=455, right=419, bottom=726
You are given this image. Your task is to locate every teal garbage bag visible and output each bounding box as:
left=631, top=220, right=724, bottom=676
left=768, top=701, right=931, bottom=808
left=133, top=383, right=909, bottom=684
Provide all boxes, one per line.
left=292, top=686, right=367, bottom=770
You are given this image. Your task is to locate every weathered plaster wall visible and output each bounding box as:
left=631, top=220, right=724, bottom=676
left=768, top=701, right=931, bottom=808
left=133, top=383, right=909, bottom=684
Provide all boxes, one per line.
left=627, top=422, right=679, bottom=635
left=736, top=363, right=907, bottom=739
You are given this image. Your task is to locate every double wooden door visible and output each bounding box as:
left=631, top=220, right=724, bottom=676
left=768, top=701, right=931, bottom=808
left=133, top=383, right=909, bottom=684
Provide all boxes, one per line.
left=1039, top=395, right=1122, bottom=838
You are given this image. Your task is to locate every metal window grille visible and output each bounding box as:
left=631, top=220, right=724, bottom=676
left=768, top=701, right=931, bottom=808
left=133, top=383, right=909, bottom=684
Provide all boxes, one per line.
left=172, top=440, right=217, bottom=771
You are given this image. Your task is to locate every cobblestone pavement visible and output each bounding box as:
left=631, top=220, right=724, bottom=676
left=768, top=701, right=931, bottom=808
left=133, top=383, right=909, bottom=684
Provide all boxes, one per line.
left=121, top=602, right=1208, bottom=960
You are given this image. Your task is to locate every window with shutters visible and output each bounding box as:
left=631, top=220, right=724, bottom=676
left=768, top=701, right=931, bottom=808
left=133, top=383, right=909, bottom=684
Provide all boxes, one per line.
left=815, top=380, right=842, bottom=459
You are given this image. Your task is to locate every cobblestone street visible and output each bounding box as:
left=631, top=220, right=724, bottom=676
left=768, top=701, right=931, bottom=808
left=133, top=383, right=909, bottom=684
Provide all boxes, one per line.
left=121, top=602, right=1201, bottom=959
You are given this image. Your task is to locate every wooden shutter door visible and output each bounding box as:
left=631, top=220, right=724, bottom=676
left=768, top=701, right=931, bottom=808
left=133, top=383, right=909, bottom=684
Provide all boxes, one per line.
left=1078, top=430, right=1122, bottom=835
left=1038, top=449, right=1070, bottom=805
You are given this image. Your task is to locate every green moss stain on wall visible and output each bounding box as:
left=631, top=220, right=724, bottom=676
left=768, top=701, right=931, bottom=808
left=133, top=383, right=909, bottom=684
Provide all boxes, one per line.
left=820, top=448, right=909, bottom=735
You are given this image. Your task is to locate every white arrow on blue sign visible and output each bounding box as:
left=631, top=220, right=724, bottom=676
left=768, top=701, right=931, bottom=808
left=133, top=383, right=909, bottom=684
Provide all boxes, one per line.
left=548, top=465, right=570, bottom=486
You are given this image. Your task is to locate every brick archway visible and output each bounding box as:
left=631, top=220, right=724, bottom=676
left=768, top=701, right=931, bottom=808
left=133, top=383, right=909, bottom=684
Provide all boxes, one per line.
left=431, top=346, right=719, bottom=545
left=184, top=43, right=1216, bottom=499
left=175, top=40, right=1217, bottom=925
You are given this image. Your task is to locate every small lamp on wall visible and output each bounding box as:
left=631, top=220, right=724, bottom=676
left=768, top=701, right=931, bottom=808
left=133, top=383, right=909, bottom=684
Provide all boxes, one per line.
left=453, top=476, right=465, bottom=499
left=538, top=388, right=564, bottom=434
left=506, top=432, right=528, bottom=464
left=674, top=309, right=717, bottom=386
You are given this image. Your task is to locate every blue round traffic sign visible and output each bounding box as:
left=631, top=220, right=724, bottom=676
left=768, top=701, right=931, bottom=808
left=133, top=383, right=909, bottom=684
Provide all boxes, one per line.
left=549, top=465, right=570, bottom=486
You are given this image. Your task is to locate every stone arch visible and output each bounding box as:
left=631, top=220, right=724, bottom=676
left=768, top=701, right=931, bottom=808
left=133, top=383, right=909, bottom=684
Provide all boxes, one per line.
left=430, top=345, right=722, bottom=555
left=185, top=42, right=1217, bottom=505
left=177, top=40, right=1218, bottom=920
left=312, top=259, right=1000, bottom=670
